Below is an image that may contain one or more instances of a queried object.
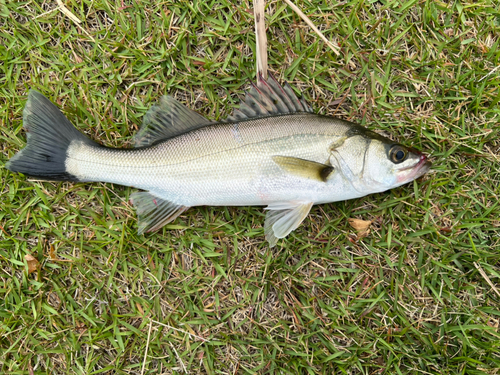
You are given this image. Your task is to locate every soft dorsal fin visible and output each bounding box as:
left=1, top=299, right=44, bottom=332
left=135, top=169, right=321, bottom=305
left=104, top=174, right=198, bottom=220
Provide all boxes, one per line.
left=134, top=96, right=213, bottom=147
left=225, top=73, right=313, bottom=122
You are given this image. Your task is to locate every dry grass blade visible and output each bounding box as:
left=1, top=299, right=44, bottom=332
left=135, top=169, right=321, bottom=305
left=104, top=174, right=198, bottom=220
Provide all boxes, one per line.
left=283, top=0, right=340, bottom=56
left=254, top=0, right=268, bottom=81
left=474, top=262, right=500, bottom=298
left=55, top=0, right=81, bottom=24
left=169, top=342, right=187, bottom=373
left=55, top=0, right=97, bottom=43
left=140, top=320, right=153, bottom=375
left=152, top=320, right=209, bottom=342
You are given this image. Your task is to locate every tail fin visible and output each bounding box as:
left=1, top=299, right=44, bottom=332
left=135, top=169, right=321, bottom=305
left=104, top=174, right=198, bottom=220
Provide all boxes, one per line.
left=6, top=90, right=98, bottom=181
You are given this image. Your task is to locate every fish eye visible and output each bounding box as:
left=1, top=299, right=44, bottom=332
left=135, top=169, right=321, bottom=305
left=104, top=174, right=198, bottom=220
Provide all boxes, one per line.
left=389, top=145, right=408, bottom=164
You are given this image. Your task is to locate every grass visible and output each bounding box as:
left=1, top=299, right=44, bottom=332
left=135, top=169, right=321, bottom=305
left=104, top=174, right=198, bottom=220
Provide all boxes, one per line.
left=1, top=0, right=500, bottom=373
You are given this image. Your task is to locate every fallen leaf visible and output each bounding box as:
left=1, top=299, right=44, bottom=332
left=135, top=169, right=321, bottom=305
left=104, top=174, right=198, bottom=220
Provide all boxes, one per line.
left=49, top=244, right=57, bottom=260
left=348, top=218, right=371, bottom=231
left=25, top=254, right=39, bottom=274
left=348, top=218, right=372, bottom=239
left=48, top=244, right=72, bottom=262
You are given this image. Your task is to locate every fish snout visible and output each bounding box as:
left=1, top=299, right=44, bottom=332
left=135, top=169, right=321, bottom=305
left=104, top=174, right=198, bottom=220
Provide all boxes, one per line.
left=396, top=152, right=432, bottom=184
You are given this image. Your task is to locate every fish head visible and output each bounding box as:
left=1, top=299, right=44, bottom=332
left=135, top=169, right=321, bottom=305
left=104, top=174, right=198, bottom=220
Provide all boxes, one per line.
left=330, top=127, right=431, bottom=194
left=363, top=140, right=431, bottom=189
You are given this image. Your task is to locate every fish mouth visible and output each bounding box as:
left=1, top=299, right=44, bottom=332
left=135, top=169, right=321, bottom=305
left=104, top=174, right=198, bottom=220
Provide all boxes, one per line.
left=397, top=154, right=432, bottom=183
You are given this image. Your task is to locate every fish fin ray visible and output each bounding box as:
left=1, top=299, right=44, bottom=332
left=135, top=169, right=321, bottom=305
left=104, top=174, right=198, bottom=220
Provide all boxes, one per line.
left=272, top=156, right=334, bottom=182
left=6, top=90, right=98, bottom=181
left=130, top=192, right=188, bottom=234
left=264, top=201, right=314, bottom=247
left=134, top=96, right=213, bottom=147
left=225, top=75, right=314, bottom=122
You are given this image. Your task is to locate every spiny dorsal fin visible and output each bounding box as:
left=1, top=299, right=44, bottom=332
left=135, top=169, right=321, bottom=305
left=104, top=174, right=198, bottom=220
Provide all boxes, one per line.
left=134, top=96, right=213, bottom=147
left=225, top=73, right=313, bottom=122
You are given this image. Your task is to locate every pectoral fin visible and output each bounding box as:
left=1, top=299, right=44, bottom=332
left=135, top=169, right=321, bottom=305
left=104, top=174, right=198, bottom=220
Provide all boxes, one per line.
left=264, top=201, right=314, bottom=247
left=273, top=156, right=334, bottom=182
left=130, top=192, right=189, bottom=234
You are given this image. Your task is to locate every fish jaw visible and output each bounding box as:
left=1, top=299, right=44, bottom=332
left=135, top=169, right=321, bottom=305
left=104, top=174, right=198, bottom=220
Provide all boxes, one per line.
left=395, top=153, right=432, bottom=185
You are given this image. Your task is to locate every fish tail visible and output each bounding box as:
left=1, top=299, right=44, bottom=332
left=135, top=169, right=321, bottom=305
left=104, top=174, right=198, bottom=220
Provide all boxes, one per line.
left=6, top=90, right=99, bottom=181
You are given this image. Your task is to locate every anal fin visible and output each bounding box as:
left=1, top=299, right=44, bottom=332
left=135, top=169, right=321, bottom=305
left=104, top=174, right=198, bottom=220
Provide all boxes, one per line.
left=264, top=201, right=314, bottom=247
left=130, top=192, right=188, bottom=234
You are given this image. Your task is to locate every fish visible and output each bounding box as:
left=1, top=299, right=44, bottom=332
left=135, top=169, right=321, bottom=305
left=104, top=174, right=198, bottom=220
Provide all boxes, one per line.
left=6, top=75, right=431, bottom=246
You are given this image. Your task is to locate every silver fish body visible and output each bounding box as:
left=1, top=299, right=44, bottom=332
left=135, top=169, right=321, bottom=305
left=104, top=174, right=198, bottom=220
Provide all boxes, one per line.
left=68, top=114, right=368, bottom=206
left=6, top=77, right=431, bottom=246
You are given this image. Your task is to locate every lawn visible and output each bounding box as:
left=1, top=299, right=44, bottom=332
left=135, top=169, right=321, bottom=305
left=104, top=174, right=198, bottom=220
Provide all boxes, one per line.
left=1, top=0, right=499, bottom=374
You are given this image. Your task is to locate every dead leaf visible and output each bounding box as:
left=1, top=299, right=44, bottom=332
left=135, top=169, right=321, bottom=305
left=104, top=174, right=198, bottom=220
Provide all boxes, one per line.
left=48, top=244, right=72, bottom=262
left=348, top=218, right=371, bottom=231
left=348, top=218, right=372, bottom=239
left=136, top=302, right=144, bottom=315
left=49, top=244, right=57, bottom=260
left=25, top=254, right=39, bottom=274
